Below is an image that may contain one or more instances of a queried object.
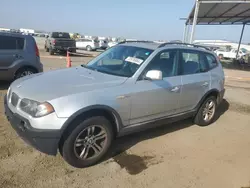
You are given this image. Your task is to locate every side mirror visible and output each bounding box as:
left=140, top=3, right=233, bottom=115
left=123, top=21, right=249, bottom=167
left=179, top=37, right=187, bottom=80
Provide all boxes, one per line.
left=145, top=70, right=163, bottom=80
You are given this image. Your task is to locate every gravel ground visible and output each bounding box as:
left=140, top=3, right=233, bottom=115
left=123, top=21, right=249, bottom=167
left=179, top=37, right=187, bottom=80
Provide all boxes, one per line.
left=0, top=51, right=250, bottom=188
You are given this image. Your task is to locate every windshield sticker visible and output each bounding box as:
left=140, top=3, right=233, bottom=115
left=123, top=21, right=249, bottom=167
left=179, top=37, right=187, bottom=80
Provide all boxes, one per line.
left=125, top=57, right=144, bottom=65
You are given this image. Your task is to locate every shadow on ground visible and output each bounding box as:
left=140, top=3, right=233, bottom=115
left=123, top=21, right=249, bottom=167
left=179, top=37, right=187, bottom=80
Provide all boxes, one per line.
left=0, top=81, right=10, bottom=91
left=106, top=99, right=230, bottom=175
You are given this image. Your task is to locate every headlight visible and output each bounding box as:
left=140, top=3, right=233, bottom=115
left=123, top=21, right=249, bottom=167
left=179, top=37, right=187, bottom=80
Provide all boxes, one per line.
left=19, top=98, right=54, bottom=117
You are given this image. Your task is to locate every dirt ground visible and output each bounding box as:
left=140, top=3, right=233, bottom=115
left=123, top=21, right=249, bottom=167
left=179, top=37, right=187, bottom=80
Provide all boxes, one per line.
left=1, top=50, right=250, bottom=188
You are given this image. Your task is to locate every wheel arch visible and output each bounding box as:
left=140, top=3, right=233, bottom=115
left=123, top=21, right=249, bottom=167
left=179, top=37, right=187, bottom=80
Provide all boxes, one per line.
left=14, top=65, right=38, bottom=78
left=195, top=89, right=220, bottom=112
left=59, top=105, right=123, bottom=146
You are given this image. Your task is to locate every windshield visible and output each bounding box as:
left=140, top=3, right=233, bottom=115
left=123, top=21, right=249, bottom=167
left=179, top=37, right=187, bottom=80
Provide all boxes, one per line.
left=84, top=45, right=153, bottom=77
left=241, top=48, right=248, bottom=53
left=51, top=32, right=70, bottom=38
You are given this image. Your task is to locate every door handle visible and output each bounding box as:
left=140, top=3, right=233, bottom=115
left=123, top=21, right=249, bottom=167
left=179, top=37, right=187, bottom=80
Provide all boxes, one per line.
left=170, top=86, right=180, bottom=92
left=202, top=82, right=209, bottom=87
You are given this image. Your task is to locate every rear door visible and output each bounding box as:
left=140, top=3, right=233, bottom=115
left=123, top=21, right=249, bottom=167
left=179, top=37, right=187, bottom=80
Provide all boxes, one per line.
left=179, top=49, right=210, bottom=112
left=0, top=35, right=24, bottom=79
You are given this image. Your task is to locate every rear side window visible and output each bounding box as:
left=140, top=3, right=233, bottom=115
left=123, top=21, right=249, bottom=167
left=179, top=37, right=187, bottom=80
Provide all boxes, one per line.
left=180, top=50, right=208, bottom=75
left=205, top=53, right=218, bottom=69
left=0, top=35, right=24, bottom=50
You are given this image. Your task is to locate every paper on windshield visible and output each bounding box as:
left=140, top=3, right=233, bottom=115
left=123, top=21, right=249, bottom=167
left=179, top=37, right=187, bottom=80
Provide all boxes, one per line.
left=125, top=57, right=144, bottom=65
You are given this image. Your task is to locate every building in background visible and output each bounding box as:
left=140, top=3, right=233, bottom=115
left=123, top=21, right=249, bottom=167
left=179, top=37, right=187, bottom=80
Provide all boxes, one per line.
left=194, top=40, right=250, bottom=51
left=0, top=27, right=10, bottom=32
left=20, top=28, right=35, bottom=35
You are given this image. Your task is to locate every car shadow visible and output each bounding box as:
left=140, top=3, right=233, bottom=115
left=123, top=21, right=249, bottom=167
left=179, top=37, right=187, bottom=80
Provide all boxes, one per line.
left=104, top=99, right=230, bottom=166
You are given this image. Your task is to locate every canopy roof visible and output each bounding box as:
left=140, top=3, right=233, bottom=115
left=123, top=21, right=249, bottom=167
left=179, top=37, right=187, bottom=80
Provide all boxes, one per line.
left=187, top=0, right=250, bottom=25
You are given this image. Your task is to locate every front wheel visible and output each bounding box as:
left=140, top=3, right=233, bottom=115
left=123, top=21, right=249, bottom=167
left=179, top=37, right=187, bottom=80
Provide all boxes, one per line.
left=194, top=96, right=217, bottom=126
left=61, top=116, right=113, bottom=168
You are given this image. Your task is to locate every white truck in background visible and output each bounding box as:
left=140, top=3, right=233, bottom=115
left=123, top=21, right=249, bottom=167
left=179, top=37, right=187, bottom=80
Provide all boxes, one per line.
left=215, top=48, right=247, bottom=59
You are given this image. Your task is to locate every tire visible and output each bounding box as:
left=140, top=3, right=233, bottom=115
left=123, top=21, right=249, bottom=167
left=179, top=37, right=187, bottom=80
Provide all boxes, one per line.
left=61, top=116, right=114, bottom=168
left=49, top=48, right=54, bottom=55
left=194, top=96, right=217, bottom=126
left=86, top=45, right=92, bottom=51
left=15, top=67, right=37, bottom=80
left=45, top=47, right=49, bottom=52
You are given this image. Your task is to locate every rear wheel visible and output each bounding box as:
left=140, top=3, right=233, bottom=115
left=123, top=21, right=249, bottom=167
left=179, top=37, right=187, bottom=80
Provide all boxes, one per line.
left=86, top=45, right=92, bottom=51
left=15, top=67, right=37, bottom=79
left=194, top=96, right=217, bottom=126
left=49, top=48, right=54, bottom=55
left=61, top=116, right=113, bottom=168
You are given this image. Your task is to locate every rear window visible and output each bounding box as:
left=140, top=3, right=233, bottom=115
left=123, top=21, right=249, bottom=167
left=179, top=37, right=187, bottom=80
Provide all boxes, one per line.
left=51, top=32, right=70, bottom=38
left=0, top=35, right=24, bottom=50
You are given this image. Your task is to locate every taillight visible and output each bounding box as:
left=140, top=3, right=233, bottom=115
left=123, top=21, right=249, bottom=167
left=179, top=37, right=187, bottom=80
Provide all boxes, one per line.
left=35, top=43, right=40, bottom=57
left=52, top=39, right=56, bottom=45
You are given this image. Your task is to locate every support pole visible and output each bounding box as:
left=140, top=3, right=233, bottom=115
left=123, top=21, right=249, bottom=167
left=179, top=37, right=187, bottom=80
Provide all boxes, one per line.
left=236, top=24, right=245, bottom=59
left=183, top=24, right=187, bottom=43
left=190, top=0, right=200, bottom=43
left=186, top=20, right=191, bottom=43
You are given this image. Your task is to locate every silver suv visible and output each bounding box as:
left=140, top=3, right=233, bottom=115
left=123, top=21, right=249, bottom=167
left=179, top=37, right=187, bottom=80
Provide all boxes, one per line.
left=4, top=42, right=225, bottom=168
left=0, top=32, right=43, bottom=81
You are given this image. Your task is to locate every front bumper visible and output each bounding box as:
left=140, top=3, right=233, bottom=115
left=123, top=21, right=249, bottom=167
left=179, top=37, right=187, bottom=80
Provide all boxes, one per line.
left=4, top=95, right=60, bottom=155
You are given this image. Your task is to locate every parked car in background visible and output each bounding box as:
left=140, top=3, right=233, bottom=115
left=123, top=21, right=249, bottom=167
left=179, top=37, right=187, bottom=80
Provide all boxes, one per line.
left=76, top=38, right=99, bottom=51
left=4, top=41, right=225, bottom=168
left=45, top=32, right=76, bottom=55
left=99, top=39, right=108, bottom=50
left=215, top=48, right=246, bottom=59
left=107, top=41, right=118, bottom=48
left=0, top=32, right=43, bottom=81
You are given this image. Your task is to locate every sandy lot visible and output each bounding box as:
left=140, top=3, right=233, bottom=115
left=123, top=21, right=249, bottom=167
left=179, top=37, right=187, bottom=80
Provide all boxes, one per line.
left=1, top=50, right=250, bottom=188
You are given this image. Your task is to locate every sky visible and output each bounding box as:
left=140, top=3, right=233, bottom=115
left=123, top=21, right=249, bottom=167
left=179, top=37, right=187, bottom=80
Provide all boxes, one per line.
left=0, top=0, right=249, bottom=43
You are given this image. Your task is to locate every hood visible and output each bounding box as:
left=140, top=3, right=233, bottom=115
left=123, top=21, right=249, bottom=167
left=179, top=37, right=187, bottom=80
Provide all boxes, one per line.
left=10, top=66, right=127, bottom=102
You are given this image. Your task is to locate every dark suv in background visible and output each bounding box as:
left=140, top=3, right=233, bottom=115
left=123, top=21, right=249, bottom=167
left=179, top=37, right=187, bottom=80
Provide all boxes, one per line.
left=45, top=32, right=76, bottom=55
left=0, top=32, right=43, bottom=81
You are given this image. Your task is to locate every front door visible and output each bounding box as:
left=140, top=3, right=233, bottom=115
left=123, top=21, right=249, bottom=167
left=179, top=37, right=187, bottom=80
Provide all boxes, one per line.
left=178, top=49, right=210, bottom=112
left=129, top=49, right=182, bottom=125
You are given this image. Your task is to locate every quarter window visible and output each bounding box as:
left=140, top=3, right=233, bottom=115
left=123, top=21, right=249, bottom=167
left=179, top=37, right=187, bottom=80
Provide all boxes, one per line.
left=205, top=53, right=217, bottom=69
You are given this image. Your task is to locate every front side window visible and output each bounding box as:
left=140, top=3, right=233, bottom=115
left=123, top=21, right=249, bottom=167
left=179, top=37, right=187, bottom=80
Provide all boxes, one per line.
left=143, top=49, right=178, bottom=78
left=180, top=50, right=208, bottom=75
left=84, top=45, right=153, bottom=77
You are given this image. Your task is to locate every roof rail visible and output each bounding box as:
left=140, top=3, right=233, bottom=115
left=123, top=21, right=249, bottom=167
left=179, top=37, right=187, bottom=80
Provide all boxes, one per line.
left=158, top=42, right=211, bottom=51
left=118, top=40, right=154, bottom=44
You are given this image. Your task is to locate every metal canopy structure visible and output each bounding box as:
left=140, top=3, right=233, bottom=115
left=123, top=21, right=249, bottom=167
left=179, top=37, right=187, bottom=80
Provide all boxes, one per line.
left=184, top=0, right=250, bottom=58
left=187, top=0, right=250, bottom=26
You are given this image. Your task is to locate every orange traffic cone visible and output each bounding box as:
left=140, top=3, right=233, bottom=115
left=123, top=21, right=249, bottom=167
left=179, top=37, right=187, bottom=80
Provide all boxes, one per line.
left=66, top=51, right=72, bottom=68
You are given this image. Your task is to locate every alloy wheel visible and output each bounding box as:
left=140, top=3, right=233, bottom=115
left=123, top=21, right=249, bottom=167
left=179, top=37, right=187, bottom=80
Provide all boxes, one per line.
left=202, top=100, right=216, bottom=122
left=74, top=125, right=107, bottom=160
